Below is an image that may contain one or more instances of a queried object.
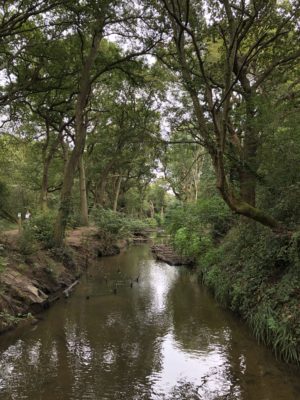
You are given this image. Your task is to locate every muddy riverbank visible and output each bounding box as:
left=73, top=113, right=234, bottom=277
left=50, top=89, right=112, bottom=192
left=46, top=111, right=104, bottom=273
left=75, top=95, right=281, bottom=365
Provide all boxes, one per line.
left=0, top=227, right=128, bottom=334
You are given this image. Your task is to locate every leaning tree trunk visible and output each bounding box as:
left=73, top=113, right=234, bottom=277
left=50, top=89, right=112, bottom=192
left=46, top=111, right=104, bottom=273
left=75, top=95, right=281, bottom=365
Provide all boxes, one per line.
left=113, top=175, right=122, bottom=212
left=176, top=25, right=283, bottom=232
left=53, top=29, right=103, bottom=246
left=79, top=155, right=89, bottom=226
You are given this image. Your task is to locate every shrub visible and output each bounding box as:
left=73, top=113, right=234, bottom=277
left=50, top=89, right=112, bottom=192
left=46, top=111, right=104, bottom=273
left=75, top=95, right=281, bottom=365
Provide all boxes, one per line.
left=145, top=218, right=158, bottom=228
left=198, top=222, right=300, bottom=363
left=30, top=211, right=56, bottom=248
left=123, top=218, right=148, bottom=235
left=91, top=207, right=125, bottom=236
left=91, top=207, right=149, bottom=239
left=0, top=256, right=8, bottom=273
left=18, top=226, right=37, bottom=255
left=164, top=195, right=232, bottom=260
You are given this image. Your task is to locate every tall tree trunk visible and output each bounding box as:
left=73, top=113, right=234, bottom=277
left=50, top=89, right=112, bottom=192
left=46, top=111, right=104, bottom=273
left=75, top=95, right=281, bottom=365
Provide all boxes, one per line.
left=40, top=123, right=50, bottom=211
left=94, top=161, right=114, bottom=206
left=40, top=157, right=50, bottom=211
left=149, top=200, right=155, bottom=218
left=53, top=29, right=103, bottom=246
left=160, top=206, right=164, bottom=222
left=113, top=175, right=122, bottom=212
left=39, top=122, right=61, bottom=211
left=239, top=96, right=258, bottom=207
left=95, top=178, right=107, bottom=206
left=79, top=155, right=89, bottom=226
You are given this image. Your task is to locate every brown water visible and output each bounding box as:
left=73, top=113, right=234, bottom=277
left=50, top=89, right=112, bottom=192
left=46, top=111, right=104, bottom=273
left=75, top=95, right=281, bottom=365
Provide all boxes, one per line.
left=0, top=245, right=300, bottom=400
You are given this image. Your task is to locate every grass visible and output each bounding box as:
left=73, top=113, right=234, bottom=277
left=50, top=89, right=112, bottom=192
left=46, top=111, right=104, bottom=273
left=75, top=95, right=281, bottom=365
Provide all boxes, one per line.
left=197, top=222, right=300, bottom=364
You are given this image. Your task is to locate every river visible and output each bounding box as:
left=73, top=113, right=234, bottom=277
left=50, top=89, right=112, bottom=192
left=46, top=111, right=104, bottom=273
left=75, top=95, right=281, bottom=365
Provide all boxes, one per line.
left=0, top=245, right=299, bottom=400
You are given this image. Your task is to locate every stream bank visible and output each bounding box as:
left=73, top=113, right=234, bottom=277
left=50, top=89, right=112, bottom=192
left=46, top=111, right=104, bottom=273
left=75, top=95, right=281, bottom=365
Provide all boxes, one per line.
left=197, top=222, right=300, bottom=365
left=0, top=227, right=128, bottom=334
left=0, top=244, right=300, bottom=399
left=151, top=244, right=194, bottom=266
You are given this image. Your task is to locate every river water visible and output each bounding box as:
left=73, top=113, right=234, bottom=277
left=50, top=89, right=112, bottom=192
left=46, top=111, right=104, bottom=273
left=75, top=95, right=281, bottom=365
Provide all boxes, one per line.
left=0, top=245, right=299, bottom=400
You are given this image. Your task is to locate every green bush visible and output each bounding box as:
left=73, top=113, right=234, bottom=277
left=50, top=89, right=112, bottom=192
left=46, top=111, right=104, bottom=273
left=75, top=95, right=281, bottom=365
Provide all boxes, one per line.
left=198, top=222, right=300, bottom=363
left=29, top=211, right=56, bottom=248
left=145, top=218, right=158, bottom=228
left=0, top=256, right=8, bottom=273
left=18, top=226, right=37, bottom=255
left=91, top=207, right=149, bottom=238
left=18, top=211, right=56, bottom=252
left=164, top=195, right=232, bottom=260
left=67, top=213, right=82, bottom=229
left=123, top=218, right=148, bottom=235
left=91, top=207, right=126, bottom=236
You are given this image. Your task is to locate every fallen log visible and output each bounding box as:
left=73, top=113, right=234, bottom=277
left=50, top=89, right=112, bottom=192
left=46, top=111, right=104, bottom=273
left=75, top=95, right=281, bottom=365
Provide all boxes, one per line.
left=151, top=244, right=194, bottom=266
left=63, top=280, right=79, bottom=298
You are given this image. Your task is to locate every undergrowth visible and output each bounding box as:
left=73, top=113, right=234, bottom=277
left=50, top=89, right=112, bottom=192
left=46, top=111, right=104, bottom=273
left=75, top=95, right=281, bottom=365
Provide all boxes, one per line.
left=198, top=223, right=300, bottom=364
left=164, top=197, right=300, bottom=363
left=91, top=207, right=149, bottom=239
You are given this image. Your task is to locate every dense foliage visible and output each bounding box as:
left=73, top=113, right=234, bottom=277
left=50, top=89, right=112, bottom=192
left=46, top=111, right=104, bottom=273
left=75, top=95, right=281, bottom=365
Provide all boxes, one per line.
left=91, top=207, right=149, bottom=239
left=199, top=223, right=300, bottom=363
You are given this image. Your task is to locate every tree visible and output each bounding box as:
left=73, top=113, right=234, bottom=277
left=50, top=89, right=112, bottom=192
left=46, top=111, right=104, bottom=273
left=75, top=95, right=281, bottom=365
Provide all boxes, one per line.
left=0, top=1, right=66, bottom=108
left=51, top=0, right=163, bottom=245
left=86, top=68, right=162, bottom=213
left=155, top=0, right=300, bottom=232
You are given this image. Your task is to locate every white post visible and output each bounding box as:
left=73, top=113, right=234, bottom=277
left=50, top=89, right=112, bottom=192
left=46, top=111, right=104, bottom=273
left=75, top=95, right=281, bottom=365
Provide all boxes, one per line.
left=17, top=212, right=22, bottom=232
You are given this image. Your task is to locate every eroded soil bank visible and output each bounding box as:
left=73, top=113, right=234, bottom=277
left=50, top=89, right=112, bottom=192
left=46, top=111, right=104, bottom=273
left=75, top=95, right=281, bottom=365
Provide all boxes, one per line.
left=0, top=227, right=127, bottom=333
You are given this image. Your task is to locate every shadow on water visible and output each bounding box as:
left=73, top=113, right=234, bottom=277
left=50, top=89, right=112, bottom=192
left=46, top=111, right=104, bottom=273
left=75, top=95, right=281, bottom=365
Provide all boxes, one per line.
left=0, top=245, right=299, bottom=400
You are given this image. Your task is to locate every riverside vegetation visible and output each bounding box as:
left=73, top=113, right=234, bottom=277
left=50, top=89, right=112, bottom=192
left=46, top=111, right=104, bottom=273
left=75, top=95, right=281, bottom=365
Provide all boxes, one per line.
left=0, top=209, right=152, bottom=333
left=0, top=0, right=299, bottom=366
left=165, top=191, right=300, bottom=364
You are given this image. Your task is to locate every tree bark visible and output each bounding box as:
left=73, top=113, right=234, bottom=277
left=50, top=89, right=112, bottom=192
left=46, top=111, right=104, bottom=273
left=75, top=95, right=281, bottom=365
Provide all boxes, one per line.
left=113, top=175, right=122, bottom=212
left=95, top=178, right=107, bottom=206
left=213, top=155, right=283, bottom=232
left=39, top=122, right=61, bottom=211
left=53, top=28, right=103, bottom=246
left=79, top=155, right=89, bottom=226
left=149, top=200, right=155, bottom=218
left=40, top=157, right=50, bottom=211
left=238, top=72, right=259, bottom=207
left=94, top=161, right=114, bottom=206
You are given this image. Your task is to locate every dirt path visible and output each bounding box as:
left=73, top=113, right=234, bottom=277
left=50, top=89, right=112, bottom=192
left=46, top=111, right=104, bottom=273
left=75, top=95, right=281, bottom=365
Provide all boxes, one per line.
left=0, top=226, right=98, bottom=248
left=2, top=229, right=19, bottom=238
left=65, top=226, right=98, bottom=248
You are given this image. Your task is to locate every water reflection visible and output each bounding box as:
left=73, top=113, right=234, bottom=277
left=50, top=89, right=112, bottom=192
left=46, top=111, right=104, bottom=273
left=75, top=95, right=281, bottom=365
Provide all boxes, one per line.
left=0, top=245, right=299, bottom=400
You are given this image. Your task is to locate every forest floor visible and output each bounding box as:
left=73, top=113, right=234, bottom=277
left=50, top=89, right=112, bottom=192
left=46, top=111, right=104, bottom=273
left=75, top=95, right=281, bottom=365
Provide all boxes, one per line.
left=0, top=226, right=127, bottom=334
left=2, top=226, right=98, bottom=247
